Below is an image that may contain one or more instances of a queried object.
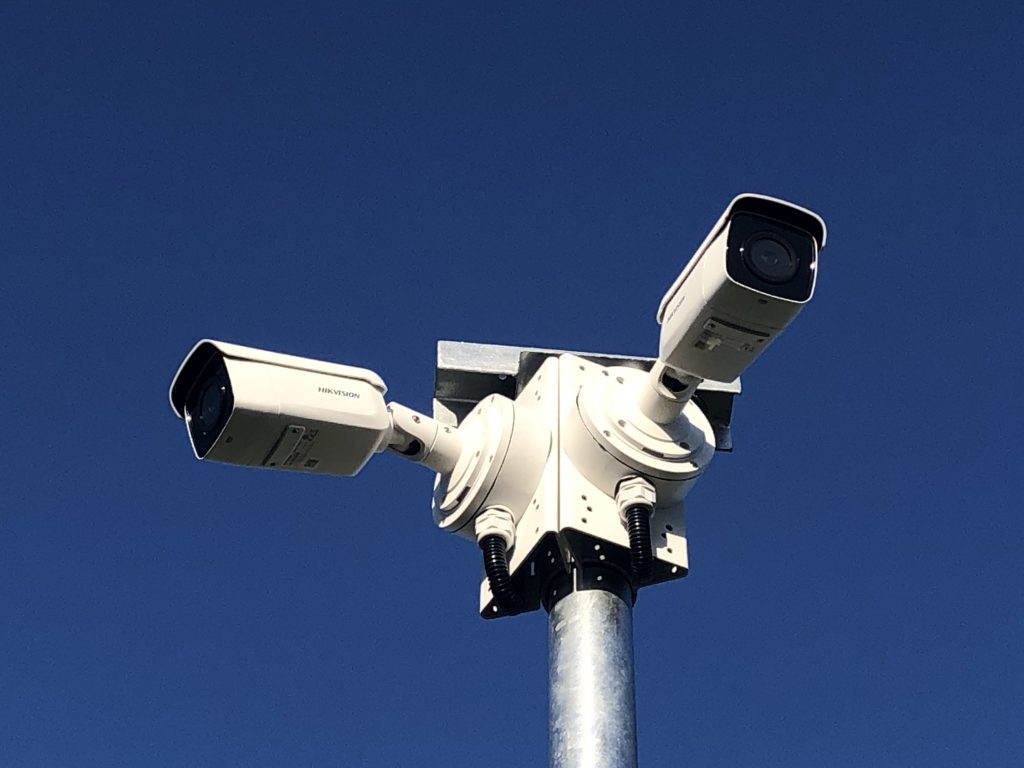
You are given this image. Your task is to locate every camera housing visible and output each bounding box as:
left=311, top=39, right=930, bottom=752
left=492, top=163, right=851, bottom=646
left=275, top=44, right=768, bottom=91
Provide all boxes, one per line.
left=169, top=340, right=391, bottom=476
left=656, top=194, right=826, bottom=383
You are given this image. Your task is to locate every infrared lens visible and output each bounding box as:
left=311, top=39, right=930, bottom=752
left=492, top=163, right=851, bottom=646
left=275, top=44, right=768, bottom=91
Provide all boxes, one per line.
left=742, top=235, right=799, bottom=284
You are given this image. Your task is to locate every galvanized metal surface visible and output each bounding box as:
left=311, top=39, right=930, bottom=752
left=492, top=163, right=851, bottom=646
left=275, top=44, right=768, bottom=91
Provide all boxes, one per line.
left=549, top=587, right=638, bottom=768
left=434, top=340, right=740, bottom=450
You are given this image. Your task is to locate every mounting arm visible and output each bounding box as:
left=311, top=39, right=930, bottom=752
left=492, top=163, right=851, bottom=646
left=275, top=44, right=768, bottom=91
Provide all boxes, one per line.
left=385, top=402, right=463, bottom=474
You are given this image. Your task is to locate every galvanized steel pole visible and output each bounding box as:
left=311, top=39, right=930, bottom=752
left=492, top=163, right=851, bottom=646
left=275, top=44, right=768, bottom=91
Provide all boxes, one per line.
left=547, top=571, right=637, bottom=768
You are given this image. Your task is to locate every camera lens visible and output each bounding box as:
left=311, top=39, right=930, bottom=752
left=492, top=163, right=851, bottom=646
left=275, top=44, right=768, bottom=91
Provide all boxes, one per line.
left=184, top=356, right=234, bottom=457
left=742, top=235, right=798, bottom=284
left=196, top=378, right=227, bottom=433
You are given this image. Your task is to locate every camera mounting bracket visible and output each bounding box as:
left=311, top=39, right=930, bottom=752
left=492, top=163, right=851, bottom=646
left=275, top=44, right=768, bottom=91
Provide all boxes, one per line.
left=432, top=341, right=742, bottom=618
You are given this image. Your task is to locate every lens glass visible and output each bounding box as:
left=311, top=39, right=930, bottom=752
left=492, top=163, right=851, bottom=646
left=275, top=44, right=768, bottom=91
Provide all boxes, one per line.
left=197, top=379, right=227, bottom=433
left=742, top=235, right=798, bottom=284
left=726, top=212, right=816, bottom=301
left=184, top=356, right=234, bottom=457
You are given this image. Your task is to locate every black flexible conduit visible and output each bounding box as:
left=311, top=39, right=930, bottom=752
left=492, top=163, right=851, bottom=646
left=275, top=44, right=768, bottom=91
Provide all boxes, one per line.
left=624, top=503, right=653, bottom=583
left=480, top=534, right=521, bottom=609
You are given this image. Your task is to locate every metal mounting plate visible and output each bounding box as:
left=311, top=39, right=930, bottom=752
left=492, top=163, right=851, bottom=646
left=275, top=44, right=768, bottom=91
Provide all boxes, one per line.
left=433, top=340, right=741, bottom=451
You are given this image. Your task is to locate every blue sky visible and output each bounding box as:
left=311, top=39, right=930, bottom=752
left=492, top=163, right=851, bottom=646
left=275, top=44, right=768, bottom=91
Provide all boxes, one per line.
left=2, top=1, right=1023, bottom=766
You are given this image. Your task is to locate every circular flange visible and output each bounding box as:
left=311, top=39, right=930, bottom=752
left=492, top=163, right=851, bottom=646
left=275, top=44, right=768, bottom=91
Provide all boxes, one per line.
left=576, top=365, right=715, bottom=482
left=433, top=395, right=515, bottom=534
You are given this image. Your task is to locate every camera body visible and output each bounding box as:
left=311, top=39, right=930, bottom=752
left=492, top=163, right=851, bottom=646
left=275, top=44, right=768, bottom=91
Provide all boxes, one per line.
left=169, top=340, right=391, bottom=476
left=656, top=194, right=827, bottom=383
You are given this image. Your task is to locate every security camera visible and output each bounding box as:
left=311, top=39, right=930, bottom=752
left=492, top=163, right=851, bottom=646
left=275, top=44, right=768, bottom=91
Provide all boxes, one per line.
left=169, top=340, right=392, bottom=476
left=655, top=194, right=827, bottom=385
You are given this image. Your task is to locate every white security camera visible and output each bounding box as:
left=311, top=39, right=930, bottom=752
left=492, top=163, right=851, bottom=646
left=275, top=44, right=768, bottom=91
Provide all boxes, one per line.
left=656, top=194, right=827, bottom=384
left=169, top=340, right=392, bottom=476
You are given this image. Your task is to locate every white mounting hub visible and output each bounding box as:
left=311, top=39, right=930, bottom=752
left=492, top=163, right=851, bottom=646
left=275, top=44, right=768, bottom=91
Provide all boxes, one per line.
left=567, top=364, right=715, bottom=508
